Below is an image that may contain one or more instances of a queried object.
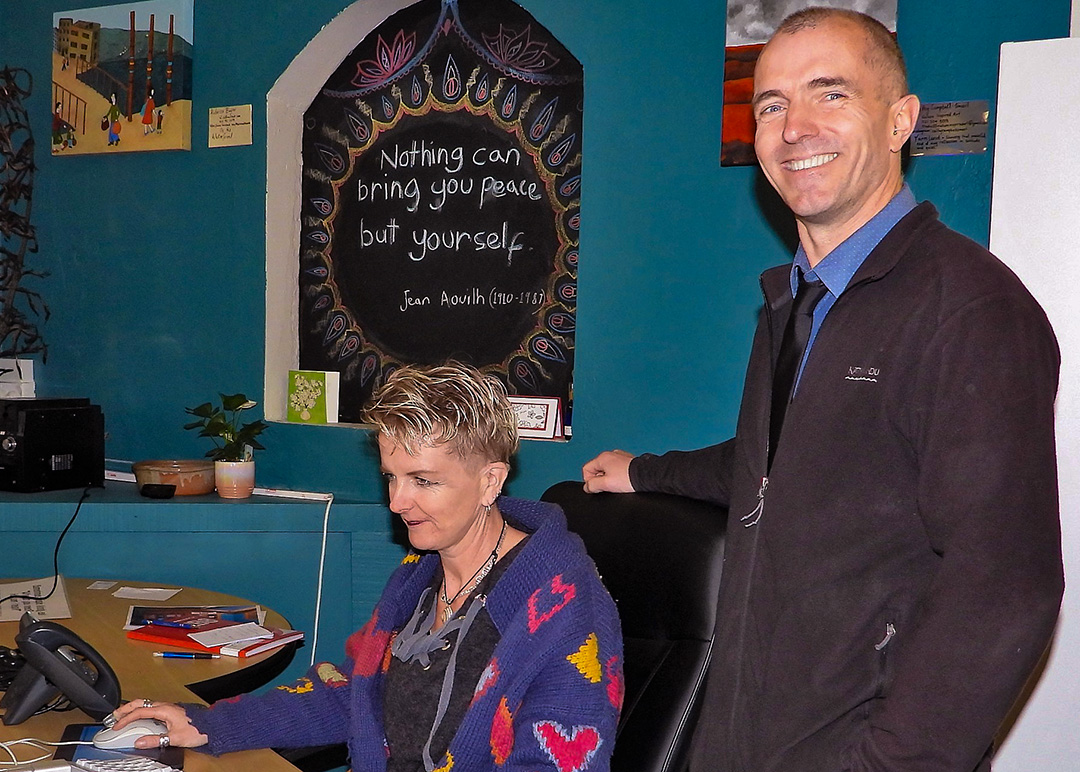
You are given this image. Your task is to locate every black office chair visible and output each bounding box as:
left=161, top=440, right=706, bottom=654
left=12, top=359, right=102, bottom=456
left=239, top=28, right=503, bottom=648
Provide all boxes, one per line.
left=284, top=484, right=726, bottom=772
left=541, top=481, right=727, bottom=772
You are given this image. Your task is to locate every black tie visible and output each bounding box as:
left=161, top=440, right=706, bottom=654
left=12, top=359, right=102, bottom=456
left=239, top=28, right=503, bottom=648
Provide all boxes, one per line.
left=769, top=271, right=828, bottom=471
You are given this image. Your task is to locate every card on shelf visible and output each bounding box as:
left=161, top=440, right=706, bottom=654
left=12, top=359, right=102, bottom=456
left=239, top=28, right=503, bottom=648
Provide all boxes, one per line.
left=287, top=370, right=340, bottom=424
left=508, top=396, right=564, bottom=440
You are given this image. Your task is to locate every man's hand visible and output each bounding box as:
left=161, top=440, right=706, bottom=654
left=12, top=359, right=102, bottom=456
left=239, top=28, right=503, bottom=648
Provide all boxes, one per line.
left=582, top=450, right=636, bottom=493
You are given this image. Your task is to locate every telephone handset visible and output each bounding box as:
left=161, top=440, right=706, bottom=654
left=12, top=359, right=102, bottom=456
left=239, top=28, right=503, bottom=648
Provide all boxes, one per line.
left=0, top=615, right=121, bottom=725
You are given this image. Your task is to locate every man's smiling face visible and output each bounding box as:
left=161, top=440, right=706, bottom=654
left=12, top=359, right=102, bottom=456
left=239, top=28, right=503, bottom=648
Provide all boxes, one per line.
left=752, top=18, right=905, bottom=242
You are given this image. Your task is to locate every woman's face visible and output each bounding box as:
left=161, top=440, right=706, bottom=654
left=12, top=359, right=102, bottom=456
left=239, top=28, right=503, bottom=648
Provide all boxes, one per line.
left=378, top=435, right=505, bottom=555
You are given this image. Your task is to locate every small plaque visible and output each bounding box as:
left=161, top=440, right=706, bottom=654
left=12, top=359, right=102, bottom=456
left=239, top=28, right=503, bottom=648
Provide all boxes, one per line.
left=209, top=104, right=253, bottom=148
left=910, top=100, right=989, bottom=157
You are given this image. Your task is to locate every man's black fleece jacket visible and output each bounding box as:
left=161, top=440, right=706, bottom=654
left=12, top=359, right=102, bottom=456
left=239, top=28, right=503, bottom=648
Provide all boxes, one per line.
left=630, top=202, right=1063, bottom=772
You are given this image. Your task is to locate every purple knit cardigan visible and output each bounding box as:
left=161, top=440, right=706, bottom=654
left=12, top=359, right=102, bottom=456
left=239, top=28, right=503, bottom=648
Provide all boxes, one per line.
left=186, top=497, right=624, bottom=772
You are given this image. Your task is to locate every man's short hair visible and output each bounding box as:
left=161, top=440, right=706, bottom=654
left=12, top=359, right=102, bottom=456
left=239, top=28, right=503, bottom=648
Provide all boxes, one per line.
left=773, top=7, right=909, bottom=102
left=361, top=361, right=519, bottom=465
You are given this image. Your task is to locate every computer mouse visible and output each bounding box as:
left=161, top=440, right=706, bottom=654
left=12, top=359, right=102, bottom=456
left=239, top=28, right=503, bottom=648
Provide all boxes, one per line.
left=92, top=718, right=169, bottom=749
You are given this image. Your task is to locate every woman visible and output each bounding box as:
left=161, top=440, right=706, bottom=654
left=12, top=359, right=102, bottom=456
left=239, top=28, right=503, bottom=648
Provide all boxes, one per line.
left=109, top=363, right=623, bottom=771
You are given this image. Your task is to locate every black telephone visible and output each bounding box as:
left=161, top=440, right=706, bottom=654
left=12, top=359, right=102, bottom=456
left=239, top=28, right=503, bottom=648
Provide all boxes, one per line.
left=0, top=615, right=121, bottom=725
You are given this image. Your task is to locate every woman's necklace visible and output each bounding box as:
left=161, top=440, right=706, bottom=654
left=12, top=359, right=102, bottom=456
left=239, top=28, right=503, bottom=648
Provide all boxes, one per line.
left=440, top=517, right=507, bottom=623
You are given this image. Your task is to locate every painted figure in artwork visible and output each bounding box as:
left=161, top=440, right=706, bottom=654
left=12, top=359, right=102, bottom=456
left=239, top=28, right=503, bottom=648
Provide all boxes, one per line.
left=105, top=93, right=122, bottom=146
left=52, top=102, right=63, bottom=146
left=142, top=88, right=156, bottom=134
left=52, top=102, right=76, bottom=150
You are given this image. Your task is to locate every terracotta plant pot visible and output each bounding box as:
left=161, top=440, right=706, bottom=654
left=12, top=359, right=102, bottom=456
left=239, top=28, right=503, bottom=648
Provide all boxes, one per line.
left=215, top=459, right=255, bottom=499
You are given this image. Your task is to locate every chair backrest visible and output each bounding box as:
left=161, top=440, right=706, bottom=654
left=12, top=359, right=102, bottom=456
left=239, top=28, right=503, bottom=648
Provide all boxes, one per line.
left=541, top=481, right=727, bottom=772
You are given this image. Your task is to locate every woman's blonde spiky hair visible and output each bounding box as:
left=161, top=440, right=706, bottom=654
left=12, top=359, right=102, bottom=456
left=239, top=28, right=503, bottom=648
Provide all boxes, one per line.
left=361, top=362, right=519, bottom=464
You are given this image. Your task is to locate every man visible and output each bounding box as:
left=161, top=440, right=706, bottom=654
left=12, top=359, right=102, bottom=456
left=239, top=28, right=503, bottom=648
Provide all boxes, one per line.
left=583, top=8, right=1062, bottom=771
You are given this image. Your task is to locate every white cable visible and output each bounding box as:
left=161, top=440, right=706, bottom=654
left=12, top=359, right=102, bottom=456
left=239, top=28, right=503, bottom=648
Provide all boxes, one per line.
left=0, top=738, right=92, bottom=767
left=310, top=495, right=334, bottom=665
left=249, top=487, right=334, bottom=664
left=92, top=471, right=335, bottom=666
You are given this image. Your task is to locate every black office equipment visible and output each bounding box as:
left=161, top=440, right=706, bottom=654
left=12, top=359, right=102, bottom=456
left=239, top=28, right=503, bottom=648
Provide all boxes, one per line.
left=1, top=618, right=121, bottom=725
left=0, top=398, right=105, bottom=492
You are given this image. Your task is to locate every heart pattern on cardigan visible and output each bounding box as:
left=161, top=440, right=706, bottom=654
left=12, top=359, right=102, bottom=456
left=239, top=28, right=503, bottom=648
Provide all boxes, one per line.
left=472, top=658, right=500, bottom=705
left=527, top=574, right=577, bottom=634
left=346, top=609, right=391, bottom=678
left=604, top=655, right=624, bottom=710
left=532, top=720, right=601, bottom=772
left=490, top=695, right=515, bottom=765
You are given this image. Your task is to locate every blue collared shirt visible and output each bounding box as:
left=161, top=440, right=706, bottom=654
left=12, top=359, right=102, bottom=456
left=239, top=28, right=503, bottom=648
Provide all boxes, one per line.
left=790, top=185, right=917, bottom=388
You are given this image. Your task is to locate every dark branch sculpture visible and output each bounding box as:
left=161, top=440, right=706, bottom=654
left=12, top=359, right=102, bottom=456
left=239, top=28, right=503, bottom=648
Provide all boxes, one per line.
left=0, top=66, right=48, bottom=360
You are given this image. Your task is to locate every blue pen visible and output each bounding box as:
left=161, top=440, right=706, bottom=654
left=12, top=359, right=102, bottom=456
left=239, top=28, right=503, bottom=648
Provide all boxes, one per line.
left=153, top=651, right=220, bottom=659
left=149, top=620, right=195, bottom=629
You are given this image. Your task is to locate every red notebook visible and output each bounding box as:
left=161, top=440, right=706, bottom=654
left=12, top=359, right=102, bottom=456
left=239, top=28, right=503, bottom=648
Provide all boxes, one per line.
left=218, top=627, right=304, bottom=658
left=125, top=621, right=232, bottom=652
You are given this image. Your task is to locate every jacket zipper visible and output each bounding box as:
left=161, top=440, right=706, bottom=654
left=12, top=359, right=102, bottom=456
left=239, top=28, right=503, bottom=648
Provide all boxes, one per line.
left=740, top=476, right=768, bottom=528
left=874, top=622, right=896, bottom=651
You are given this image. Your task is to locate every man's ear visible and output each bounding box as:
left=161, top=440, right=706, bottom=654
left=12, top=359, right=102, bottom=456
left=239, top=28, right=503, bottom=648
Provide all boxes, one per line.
left=890, top=94, right=921, bottom=152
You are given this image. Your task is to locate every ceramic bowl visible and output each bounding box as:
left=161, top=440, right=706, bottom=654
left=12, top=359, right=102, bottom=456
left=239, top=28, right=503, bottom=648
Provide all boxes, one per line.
left=132, top=459, right=215, bottom=496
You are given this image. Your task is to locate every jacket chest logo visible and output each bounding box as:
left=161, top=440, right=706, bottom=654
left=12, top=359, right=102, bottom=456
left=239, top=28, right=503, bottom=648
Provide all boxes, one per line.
left=845, top=365, right=880, bottom=383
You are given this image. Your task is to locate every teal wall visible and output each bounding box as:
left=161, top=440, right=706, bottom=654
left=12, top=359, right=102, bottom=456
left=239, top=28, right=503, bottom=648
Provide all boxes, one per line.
left=1, top=0, right=1070, bottom=504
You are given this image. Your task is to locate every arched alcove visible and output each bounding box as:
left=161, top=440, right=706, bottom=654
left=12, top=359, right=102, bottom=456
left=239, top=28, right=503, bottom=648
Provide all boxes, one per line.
left=265, top=0, right=582, bottom=430
left=265, top=0, right=413, bottom=422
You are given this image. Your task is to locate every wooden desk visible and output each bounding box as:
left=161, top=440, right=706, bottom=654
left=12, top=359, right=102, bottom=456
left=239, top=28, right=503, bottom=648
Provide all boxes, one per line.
left=0, top=483, right=408, bottom=686
left=0, top=579, right=300, bottom=771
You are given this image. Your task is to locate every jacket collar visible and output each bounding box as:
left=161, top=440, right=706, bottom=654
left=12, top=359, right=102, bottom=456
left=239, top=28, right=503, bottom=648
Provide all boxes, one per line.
left=762, top=201, right=941, bottom=309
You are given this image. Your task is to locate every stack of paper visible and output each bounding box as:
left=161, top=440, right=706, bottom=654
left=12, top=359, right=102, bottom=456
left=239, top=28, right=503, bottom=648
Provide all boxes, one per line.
left=124, top=604, right=304, bottom=658
left=0, top=576, right=71, bottom=622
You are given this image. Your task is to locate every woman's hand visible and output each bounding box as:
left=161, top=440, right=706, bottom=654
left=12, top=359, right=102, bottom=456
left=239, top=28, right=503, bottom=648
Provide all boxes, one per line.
left=107, top=699, right=209, bottom=750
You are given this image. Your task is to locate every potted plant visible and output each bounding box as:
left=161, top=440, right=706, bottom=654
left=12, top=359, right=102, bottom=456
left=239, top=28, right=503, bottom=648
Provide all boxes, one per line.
left=184, top=393, right=267, bottom=499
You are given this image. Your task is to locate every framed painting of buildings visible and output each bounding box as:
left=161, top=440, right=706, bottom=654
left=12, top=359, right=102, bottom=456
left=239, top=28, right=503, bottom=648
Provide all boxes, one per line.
left=51, top=0, right=193, bottom=155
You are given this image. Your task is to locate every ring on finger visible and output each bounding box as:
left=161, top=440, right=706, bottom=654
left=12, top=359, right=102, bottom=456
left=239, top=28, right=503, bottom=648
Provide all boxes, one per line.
left=143, top=699, right=154, bottom=708
left=158, top=734, right=170, bottom=748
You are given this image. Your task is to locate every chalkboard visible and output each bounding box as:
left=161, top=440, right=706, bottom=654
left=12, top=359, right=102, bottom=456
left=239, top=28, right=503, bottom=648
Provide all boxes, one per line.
left=297, top=0, right=582, bottom=429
